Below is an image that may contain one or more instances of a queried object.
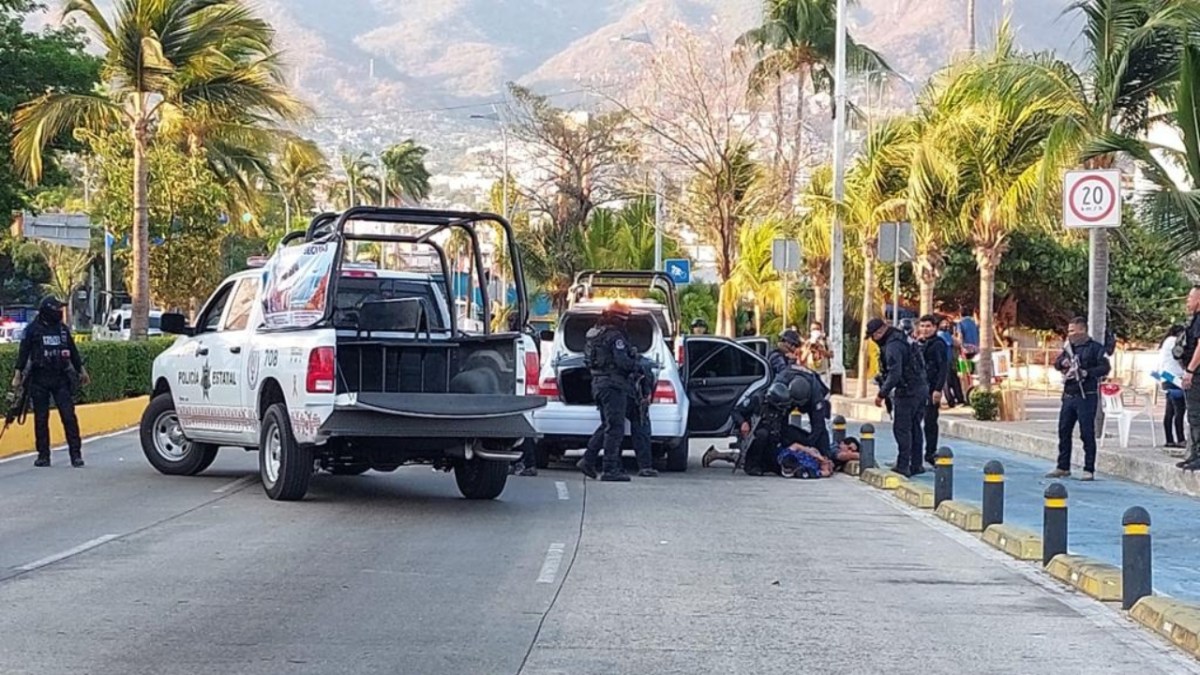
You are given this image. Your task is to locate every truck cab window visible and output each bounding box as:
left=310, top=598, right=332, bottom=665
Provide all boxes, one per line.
left=196, top=282, right=235, bottom=333
left=223, top=278, right=261, bottom=331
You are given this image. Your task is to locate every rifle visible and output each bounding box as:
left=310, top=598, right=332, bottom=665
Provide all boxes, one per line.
left=0, top=366, right=32, bottom=443
left=1063, top=341, right=1087, bottom=398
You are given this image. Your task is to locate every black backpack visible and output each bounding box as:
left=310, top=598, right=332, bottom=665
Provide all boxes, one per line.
left=901, top=336, right=926, bottom=392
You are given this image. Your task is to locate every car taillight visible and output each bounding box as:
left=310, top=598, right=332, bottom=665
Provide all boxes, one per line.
left=341, top=270, right=376, bottom=278
left=306, top=346, right=336, bottom=393
left=524, top=351, right=540, bottom=396
left=675, top=342, right=685, bottom=366
left=652, top=380, right=677, bottom=404
left=538, top=376, right=559, bottom=398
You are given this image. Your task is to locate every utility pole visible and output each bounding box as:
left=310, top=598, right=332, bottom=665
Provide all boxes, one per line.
left=654, top=172, right=664, bottom=272
left=829, top=0, right=848, bottom=395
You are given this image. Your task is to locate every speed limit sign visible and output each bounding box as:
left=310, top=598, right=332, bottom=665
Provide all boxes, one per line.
left=1063, top=169, right=1122, bottom=228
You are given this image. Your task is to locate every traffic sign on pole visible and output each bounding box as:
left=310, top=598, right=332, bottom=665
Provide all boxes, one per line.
left=1064, top=169, right=1122, bottom=229
left=665, top=258, right=691, bottom=284
left=771, top=239, right=801, bottom=272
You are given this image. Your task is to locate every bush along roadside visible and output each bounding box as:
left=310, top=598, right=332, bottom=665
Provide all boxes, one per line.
left=0, top=337, right=175, bottom=405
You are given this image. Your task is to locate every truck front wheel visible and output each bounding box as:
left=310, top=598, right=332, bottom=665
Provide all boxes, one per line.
left=259, top=403, right=312, bottom=501
left=140, top=393, right=218, bottom=476
left=455, top=458, right=509, bottom=500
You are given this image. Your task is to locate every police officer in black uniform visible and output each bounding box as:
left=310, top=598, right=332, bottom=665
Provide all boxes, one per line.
left=1178, top=287, right=1200, bottom=469
left=733, top=366, right=830, bottom=475
left=867, top=317, right=927, bottom=477
left=13, top=296, right=90, bottom=467
left=917, top=314, right=949, bottom=467
left=690, top=318, right=709, bottom=335
left=768, top=329, right=801, bottom=377
left=577, top=305, right=638, bottom=482
left=1046, top=316, right=1111, bottom=481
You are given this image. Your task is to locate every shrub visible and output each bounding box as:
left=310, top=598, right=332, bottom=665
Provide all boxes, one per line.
left=969, top=389, right=1001, bottom=421
left=0, top=336, right=174, bottom=405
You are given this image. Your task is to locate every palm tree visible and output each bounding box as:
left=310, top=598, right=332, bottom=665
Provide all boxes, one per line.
left=916, top=31, right=1077, bottom=389
left=335, top=152, right=380, bottom=208
left=36, top=242, right=93, bottom=328
left=1142, top=44, right=1200, bottom=252
left=726, top=218, right=784, bottom=336
left=736, top=0, right=887, bottom=204
left=797, top=166, right=834, bottom=323
left=845, top=118, right=913, bottom=396
left=276, top=138, right=330, bottom=228
left=13, top=0, right=303, bottom=339
left=380, top=140, right=432, bottom=205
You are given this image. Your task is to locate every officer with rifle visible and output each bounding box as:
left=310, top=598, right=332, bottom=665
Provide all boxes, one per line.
left=577, top=304, right=639, bottom=482
left=10, top=296, right=90, bottom=467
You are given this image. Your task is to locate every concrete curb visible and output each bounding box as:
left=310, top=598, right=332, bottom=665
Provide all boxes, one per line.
left=831, top=397, right=886, bottom=424
left=843, top=460, right=861, bottom=476
left=896, top=480, right=934, bottom=509
left=861, top=467, right=903, bottom=490
left=982, top=524, right=1044, bottom=561
left=935, top=500, right=984, bottom=532
left=0, top=396, right=146, bottom=459
left=1046, top=554, right=1123, bottom=602
left=1132, top=596, right=1200, bottom=657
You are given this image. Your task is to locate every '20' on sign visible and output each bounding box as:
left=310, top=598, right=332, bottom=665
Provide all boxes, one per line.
left=1063, top=169, right=1122, bottom=229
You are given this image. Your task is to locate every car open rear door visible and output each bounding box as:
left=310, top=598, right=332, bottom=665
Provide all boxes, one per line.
left=681, top=336, right=770, bottom=438
left=737, top=336, right=770, bottom=359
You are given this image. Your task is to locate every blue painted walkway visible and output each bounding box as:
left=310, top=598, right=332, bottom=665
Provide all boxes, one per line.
left=864, top=423, right=1200, bottom=601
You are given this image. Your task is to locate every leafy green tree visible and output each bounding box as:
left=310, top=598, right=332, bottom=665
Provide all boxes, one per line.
left=332, top=151, right=380, bottom=208
left=576, top=198, right=680, bottom=272
left=275, top=137, right=329, bottom=228
left=0, top=0, right=99, bottom=215
left=381, top=140, right=432, bottom=204
left=36, top=240, right=93, bottom=326
left=13, top=0, right=304, bottom=339
left=726, top=219, right=783, bottom=336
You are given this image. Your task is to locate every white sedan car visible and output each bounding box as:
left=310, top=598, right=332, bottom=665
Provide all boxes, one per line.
left=532, top=300, right=769, bottom=471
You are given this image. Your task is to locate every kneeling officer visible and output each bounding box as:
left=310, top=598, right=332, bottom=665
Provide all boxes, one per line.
left=12, top=296, right=90, bottom=467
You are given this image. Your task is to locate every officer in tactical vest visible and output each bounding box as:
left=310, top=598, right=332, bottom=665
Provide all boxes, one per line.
left=867, top=317, right=927, bottom=477
left=12, top=296, right=90, bottom=467
left=577, top=305, right=639, bottom=481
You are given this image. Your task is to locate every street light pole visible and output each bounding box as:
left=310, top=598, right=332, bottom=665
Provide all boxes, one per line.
left=829, top=0, right=848, bottom=395
left=654, top=172, right=663, bottom=272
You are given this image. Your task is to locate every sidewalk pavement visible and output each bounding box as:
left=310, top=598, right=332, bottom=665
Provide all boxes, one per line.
left=865, top=425, right=1200, bottom=603
left=832, top=380, right=1200, bottom=499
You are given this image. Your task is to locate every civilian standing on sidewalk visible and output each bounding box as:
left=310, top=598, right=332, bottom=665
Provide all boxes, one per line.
left=1046, top=317, right=1110, bottom=481
left=918, top=315, right=949, bottom=468
left=1177, top=287, right=1200, bottom=470
left=1158, top=324, right=1187, bottom=450
left=937, top=319, right=965, bottom=407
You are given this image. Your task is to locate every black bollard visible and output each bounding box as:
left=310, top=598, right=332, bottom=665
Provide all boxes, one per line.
left=1043, top=482, right=1069, bottom=566
left=934, top=446, right=954, bottom=508
left=982, top=460, right=1005, bottom=529
left=832, top=415, right=847, bottom=447
left=860, top=423, right=876, bottom=470
left=1122, top=506, right=1153, bottom=610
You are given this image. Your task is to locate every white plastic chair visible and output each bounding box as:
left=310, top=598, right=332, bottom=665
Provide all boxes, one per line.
left=1099, top=383, right=1157, bottom=449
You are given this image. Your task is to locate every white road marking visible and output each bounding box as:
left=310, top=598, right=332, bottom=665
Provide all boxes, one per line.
left=17, top=534, right=119, bottom=572
left=555, top=481, right=569, bottom=500
left=536, top=543, right=566, bottom=584
left=213, top=475, right=257, bottom=494
left=0, top=428, right=137, bottom=465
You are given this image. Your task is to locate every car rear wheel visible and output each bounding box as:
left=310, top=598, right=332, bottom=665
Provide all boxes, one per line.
left=140, top=393, right=219, bottom=476
left=455, top=457, right=509, bottom=500
left=259, top=403, right=312, bottom=501
left=666, top=435, right=689, bottom=472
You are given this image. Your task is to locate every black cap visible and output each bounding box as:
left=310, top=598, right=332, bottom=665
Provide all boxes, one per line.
left=691, top=317, right=708, bottom=328
left=780, top=329, right=801, bottom=346
left=39, top=296, right=65, bottom=311
left=865, top=318, right=887, bottom=336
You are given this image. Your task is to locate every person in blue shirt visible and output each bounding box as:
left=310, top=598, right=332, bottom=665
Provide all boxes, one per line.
left=957, top=304, right=980, bottom=359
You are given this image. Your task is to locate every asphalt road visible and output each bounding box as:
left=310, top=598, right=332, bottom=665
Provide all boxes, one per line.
left=1, top=435, right=1197, bottom=675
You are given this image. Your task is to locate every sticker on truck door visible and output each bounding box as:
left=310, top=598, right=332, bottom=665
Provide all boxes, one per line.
left=262, top=241, right=336, bottom=329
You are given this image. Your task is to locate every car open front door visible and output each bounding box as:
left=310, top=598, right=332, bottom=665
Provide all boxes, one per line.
left=737, top=336, right=770, bottom=359
left=682, top=336, right=770, bottom=438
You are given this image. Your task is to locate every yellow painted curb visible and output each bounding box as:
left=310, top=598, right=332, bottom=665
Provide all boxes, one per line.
left=896, top=480, right=934, bottom=509
left=862, top=467, right=903, bottom=490
left=935, top=500, right=984, bottom=532
left=1046, top=554, right=1122, bottom=602
left=1132, top=596, right=1200, bottom=657
left=982, top=524, right=1043, bottom=561
left=0, top=396, right=146, bottom=459
left=843, top=460, right=861, bottom=476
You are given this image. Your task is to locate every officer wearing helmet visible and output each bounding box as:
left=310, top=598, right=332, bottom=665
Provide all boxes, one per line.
left=12, top=296, right=90, bottom=467
left=690, top=318, right=709, bottom=335
left=578, top=304, right=639, bottom=481
left=768, top=329, right=802, bottom=377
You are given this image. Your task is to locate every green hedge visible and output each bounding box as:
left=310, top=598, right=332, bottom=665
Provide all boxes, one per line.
left=0, top=337, right=175, bottom=405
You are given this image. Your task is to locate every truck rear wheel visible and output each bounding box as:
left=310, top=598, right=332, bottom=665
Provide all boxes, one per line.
left=259, top=403, right=312, bottom=501
left=455, top=458, right=509, bottom=500
left=140, top=393, right=219, bottom=476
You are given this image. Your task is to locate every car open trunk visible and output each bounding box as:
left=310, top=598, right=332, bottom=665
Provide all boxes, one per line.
left=555, top=311, right=659, bottom=407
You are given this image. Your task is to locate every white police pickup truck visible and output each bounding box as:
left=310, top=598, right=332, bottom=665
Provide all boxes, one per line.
left=140, top=208, right=545, bottom=501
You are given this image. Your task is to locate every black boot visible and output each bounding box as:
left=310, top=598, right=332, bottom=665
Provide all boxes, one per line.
left=34, top=455, right=50, bottom=468
left=1177, top=445, right=1200, bottom=468
left=601, top=470, right=631, bottom=482
left=576, top=457, right=598, bottom=479
left=70, top=454, right=84, bottom=468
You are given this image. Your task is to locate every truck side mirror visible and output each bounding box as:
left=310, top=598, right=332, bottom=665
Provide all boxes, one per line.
left=160, top=312, right=193, bottom=336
